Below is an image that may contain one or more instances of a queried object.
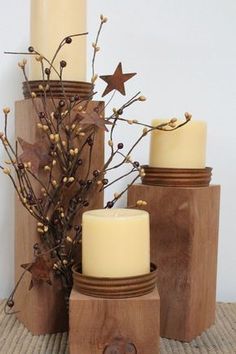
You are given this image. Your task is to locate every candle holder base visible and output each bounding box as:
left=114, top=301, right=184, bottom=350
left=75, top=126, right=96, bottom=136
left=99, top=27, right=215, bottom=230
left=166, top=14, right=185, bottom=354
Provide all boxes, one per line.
left=141, top=166, right=212, bottom=187
left=72, top=263, right=157, bottom=299
left=69, top=287, right=160, bottom=354
left=128, top=183, right=220, bottom=342
left=22, top=80, right=94, bottom=99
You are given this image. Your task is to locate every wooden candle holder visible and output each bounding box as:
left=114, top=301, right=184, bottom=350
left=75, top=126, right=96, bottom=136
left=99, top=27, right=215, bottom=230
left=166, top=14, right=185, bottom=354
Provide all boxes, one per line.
left=69, top=266, right=160, bottom=354
left=141, top=166, right=212, bottom=187
left=14, top=93, right=104, bottom=335
left=72, top=263, right=157, bottom=299
left=22, top=80, right=94, bottom=99
left=128, top=172, right=220, bottom=342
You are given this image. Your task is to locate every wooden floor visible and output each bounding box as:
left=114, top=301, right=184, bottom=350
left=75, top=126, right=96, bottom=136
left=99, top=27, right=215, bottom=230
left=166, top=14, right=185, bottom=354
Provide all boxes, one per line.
left=0, top=301, right=235, bottom=353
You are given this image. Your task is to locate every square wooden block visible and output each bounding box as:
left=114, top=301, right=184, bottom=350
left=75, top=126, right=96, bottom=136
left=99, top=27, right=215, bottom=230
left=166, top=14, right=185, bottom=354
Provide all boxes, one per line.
left=69, top=288, right=160, bottom=354
left=128, top=184, right=220, bottom=341
left=14, top=98, right=104, bottom=334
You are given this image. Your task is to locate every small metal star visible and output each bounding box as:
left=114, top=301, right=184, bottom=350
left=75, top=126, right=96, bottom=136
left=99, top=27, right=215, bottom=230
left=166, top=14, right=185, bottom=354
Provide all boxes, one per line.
left=21, top=256, right=52, bottom=290
left=18, top=137, right=51, bottom=174
left=100, top=62, right=136, bottom=97
left=76, top=103, right=112, bottom=132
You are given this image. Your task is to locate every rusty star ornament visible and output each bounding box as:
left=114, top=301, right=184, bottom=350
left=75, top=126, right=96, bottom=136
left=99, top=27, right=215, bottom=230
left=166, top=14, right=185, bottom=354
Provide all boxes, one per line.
left=100, top=62, right=136, bottom=97
left=21, top=256, right=52, bottom=290
left=76, top=103, right=112, bottom=132
left=18, top=137, right=51, bottom=174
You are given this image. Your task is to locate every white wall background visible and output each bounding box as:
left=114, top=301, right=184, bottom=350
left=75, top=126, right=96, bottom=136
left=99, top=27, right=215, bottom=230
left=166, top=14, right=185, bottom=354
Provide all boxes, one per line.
left=0, top=0, right=235, bottom=301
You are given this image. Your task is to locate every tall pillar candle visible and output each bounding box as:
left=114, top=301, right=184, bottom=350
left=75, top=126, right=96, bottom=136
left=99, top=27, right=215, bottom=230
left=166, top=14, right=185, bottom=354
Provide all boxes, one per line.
left=30, top=0, right=87, bottom=81
left=82, top=209, right=150, bottom=278
left=149, top=119, right=207, bottom=169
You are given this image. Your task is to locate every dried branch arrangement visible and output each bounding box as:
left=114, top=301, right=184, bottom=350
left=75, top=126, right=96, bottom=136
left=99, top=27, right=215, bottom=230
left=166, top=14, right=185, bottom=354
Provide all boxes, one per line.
left=1, top=15, right=191, bottom=312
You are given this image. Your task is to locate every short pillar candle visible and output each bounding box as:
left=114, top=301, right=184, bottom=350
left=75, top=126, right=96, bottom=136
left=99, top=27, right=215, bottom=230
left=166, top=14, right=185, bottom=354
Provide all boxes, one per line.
left=30, top=0, right=87, bottom=81
left=149, top=119, right=207, bottom=168
left=82, top=209, right=150, bottom=278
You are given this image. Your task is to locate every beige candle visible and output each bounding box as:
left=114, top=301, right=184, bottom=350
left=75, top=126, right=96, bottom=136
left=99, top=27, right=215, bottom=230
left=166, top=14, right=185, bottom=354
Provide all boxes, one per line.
left=82, top=209, right=150, bottom=278
left=30, top=0, right=87, bottom=81
left=149, top=119, right=207, bottom=169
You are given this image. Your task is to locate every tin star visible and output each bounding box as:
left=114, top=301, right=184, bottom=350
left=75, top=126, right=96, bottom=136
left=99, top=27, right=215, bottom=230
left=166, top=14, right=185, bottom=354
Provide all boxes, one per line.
left=100, top=62, right=136, bottom=97
left=21, top=256, right=52, bottom=290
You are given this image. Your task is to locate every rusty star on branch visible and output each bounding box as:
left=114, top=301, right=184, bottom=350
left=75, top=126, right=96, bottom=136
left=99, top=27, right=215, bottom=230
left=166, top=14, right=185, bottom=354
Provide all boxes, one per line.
left=21, top=256, right=52, bottom=290
left=18, top=137, right=51, bottom=174
left=100, top=62, right=136, bottom=97
left=76, top=103, right=112, bottom=132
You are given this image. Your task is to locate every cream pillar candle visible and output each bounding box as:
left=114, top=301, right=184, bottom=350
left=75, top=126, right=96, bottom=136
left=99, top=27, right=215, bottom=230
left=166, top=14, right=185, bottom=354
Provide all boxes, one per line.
left=82, top=209, right=150, bottom=278
left=30, top=0, right=87, bottom=81
left=149, top=119, right=207, bottom=168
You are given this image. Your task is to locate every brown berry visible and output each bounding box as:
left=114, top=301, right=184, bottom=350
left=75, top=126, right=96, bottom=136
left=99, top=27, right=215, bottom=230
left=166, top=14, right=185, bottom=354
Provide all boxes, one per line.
left=54, top=112, right=60, bottom=120
left=65, top=37, right=72, bottom=44
left=7, top=299, right=14, bottom=308
left=60, top=60, right=67, bottom=68
left=39, top=112, right=46, bottom=119
left=87, top=138, right=93, bottom=146
left=118, top=143, right=124, bottom=150
left=106, top=201, right=114, bottom=209
left=45, top=68, right=51, bottom=76
left=86, top=180, right=93, bottom=187
left=18, top=163, right=25, bottom=170
left=93, top=170, right=99, bottom=177
left=133, top=161, right=140, bottom=168
left=117, top=109, right=123, bottom=115
left=59, top=100, right=65, bottom=108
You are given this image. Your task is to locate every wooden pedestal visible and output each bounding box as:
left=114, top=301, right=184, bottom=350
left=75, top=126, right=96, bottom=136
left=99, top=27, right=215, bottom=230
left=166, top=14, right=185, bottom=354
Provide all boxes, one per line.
left=15, top=98, right=104, bottom=335
left=128, top=184, right=220, bottom=342
left=69, top=288, right=160, bottom=354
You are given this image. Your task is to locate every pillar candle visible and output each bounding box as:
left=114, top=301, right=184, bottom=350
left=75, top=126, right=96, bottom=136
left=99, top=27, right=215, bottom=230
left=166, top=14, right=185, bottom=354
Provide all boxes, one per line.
left=30, top=0, right=87, bottom=81
left=82, top=209, right=150, bottom=278
left=149, top=119, right=207, bottom=169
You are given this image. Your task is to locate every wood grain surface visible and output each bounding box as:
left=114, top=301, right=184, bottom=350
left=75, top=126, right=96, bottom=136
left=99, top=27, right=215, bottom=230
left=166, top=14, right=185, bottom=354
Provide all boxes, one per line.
left=69, top=288, right=160, bottom=354
left=14, top=97, right=104, bottom=334
left=128, top=184, right=220, bottom=341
